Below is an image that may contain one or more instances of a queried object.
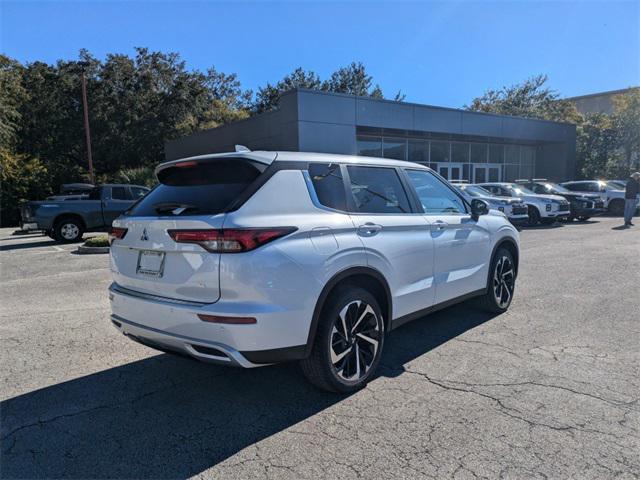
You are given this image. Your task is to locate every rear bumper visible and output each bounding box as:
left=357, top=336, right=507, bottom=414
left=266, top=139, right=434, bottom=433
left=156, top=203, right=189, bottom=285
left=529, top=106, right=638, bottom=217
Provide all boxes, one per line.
left=109, top=283, right=310, bottom=367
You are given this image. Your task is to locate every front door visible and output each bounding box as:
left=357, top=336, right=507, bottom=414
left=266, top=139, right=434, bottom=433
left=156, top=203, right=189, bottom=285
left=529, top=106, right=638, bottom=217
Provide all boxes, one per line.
left=405, top=168, right=493, bottom=305
left=345, top=165, right=436, bottom=319
left=438, top=163, right=465, bottom=181
left=474, top=164, right=501, bottom=183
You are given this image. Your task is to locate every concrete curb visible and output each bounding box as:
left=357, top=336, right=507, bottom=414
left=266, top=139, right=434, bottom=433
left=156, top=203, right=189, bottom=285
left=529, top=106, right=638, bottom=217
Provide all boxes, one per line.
left=77, top=245, right=110, bottom=254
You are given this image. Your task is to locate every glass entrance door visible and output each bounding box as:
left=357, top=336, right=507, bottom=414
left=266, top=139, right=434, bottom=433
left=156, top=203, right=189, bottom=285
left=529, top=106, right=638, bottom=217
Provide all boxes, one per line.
left=438, top=163, right=465, bottom=181
left=474, top=164, right=501, bottom=183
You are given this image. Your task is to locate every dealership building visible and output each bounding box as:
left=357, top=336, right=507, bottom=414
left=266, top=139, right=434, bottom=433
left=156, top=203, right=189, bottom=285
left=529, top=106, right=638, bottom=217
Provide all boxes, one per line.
left=165, top=89, right=577, bottom=182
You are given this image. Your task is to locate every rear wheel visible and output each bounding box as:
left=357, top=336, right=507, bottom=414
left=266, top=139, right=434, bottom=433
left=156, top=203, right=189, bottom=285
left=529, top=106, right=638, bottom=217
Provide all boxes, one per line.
left=476, top=248, right=516, bottom=313
left=300, top=287, right=385, bottom=393
left=527, top=206, right=541, bottom=226
left=54, top=218, right=84, bottom=243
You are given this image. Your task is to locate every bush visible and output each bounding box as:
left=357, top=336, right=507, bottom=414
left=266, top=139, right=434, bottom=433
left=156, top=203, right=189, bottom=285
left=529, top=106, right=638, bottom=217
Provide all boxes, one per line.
left=0, top=149, right=51, bottom=226
left=111, top=166, right=157, bottom=188
left=84, top=236, right=109, bottom=247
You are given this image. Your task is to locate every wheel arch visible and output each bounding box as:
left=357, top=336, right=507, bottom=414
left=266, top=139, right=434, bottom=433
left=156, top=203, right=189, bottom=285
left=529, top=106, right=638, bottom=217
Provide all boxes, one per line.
left=304, top=266, right=392, bottom=358
left=53, top=213, right=87, bottom=230
left=487, top=237, right=519, bottom=290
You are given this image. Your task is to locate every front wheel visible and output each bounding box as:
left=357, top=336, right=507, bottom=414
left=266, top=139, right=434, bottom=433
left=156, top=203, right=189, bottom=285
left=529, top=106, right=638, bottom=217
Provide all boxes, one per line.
left=300, top=287, right=385, bottom=393
left=476, top=248, right=516, bottom=313
left=527, top=206, right=541, bottom=226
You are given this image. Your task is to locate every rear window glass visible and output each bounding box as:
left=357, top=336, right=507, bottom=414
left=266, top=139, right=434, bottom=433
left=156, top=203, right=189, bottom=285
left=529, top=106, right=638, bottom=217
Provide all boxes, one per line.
left=309, top=163, right=347, bottom=211
left=127, top=159, right=264, bottom=216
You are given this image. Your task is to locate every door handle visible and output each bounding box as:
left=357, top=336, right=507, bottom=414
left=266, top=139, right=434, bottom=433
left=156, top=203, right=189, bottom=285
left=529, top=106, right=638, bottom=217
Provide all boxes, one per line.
left=431, top=220, right=448, bottom=231
left=357, top=223, right=382, bottom=236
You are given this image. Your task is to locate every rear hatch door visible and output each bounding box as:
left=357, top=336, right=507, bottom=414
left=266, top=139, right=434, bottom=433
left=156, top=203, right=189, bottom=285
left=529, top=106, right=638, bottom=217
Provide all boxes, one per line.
left=110, top=156, right=271, bottom=303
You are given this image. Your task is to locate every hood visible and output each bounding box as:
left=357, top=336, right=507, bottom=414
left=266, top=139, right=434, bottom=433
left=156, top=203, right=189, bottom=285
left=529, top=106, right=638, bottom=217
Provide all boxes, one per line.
left=559, top=192, right=601, bottom=201
left=524, top=193, right=567, bottom=202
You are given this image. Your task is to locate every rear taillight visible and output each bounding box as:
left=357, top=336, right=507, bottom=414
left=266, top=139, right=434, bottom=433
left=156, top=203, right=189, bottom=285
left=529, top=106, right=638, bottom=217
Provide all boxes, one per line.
left=168, top=227, right=296, bottom=253
left=109, top=227, right=128, bottom=244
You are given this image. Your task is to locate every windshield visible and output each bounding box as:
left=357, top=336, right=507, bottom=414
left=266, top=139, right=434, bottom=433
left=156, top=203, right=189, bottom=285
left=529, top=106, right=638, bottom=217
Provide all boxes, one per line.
left=462, top=185, right=492, bottom=197
left=510, top=185, right=535, bottom=195
left=606, top=181, right=624, bottom=190
left=541, top=182, right=570, bottom=193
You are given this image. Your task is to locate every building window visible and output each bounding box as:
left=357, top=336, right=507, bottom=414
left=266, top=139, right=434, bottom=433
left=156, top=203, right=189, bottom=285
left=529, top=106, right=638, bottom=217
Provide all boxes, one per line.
left=489, top=144, right=504, bottom=163
left=430, top=141, right=450, bottom=163
left=470, top=143, right=488, bottom=163
left=521, top=146, right=536, bottom=166
left=408, top=140, right=429, bottom=163
left=356, top=136, right=382, bottom=157
left=383, top=137, right=407, bottom=160
left=504, top=164, right=519, bottom=181
left=505, top=145, right=520, bottom=164
left=451, top=142, right=470, bottom=163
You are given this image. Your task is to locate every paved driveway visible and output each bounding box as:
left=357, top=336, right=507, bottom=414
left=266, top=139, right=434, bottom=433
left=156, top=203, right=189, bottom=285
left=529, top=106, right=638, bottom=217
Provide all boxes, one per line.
left=1, top=218, right=639, bottom=479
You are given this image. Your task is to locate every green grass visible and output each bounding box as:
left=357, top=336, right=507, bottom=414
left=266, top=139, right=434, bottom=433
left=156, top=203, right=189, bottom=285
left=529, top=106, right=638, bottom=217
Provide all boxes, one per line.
left=84, top=236, right=109, bottom=248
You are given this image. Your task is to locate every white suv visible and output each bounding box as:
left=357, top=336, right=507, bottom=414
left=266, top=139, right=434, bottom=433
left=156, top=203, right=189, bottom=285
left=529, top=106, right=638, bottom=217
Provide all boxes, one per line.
left=560, top=180, right=632, bottom=215
left=109, top=151, right=520, bottom=392
left=478, top=182, right=570, bottom=226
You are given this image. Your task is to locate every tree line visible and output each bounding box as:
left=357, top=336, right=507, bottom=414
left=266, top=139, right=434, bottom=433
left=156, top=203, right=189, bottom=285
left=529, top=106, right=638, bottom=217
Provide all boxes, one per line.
left=1, top=50, right=638, bottom=226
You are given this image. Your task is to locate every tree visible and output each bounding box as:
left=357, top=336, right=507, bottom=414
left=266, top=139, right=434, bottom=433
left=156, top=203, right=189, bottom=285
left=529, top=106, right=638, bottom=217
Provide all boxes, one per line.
left=466, top=74, right=581, bottom=123
left=252, top=62, right=405, bottom=113
left=253, top=68, right=322, bottom=113
left=576, top=113, right=617, bottom=179
left=611, top=89, right=640, bottom=172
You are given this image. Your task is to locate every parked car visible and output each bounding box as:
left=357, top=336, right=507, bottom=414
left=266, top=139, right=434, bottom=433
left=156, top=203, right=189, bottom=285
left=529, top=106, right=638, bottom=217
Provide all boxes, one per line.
left=20, top=184, right=150, bottom=242
left=514, top=179, right=605, bottom=221
left=109, top=151, right=520, bottom=392
left=477, top=182, right=570, bottom=226
left=559, top=180, right=633, bottom=215
left=451, top=182, right=529, bottom=225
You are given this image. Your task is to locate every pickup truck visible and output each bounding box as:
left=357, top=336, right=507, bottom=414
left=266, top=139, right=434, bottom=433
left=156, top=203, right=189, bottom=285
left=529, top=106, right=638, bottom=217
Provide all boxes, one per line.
left=20, top=184, right=150, bottom=242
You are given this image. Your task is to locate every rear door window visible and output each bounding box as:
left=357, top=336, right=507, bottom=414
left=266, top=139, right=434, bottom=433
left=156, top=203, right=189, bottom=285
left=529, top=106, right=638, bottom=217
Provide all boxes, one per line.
left=308, top=163, right=347, bottom=211
left=127, top=159, right=265, bottom=216
left=346, top=166, right=410, bottom=214
left=111, top=186, right=131, bottom=200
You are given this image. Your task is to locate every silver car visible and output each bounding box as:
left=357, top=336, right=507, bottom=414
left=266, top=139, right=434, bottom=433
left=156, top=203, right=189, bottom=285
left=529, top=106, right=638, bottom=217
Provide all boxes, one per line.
left=452, top=183, right=529, bottom=225
left=109, top=150, right=520, bottom=392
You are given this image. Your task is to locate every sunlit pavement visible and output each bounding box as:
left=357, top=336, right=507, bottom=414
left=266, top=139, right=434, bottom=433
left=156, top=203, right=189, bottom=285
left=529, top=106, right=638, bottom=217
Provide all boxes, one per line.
left=1, top=218, right=639, bottom=479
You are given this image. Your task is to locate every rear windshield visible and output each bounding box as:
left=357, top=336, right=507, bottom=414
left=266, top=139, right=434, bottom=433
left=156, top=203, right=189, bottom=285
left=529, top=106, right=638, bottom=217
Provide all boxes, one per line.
left=126, top=159, right=265, bottom=216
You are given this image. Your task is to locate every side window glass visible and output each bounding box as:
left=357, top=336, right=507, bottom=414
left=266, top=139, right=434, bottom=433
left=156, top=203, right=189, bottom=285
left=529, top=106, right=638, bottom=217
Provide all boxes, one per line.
left=308, top=163, right=347, bottom=211
left=131, top=187, right=148, bottom=199
left=111, top=186, right=130, bottom=200
left=88, top=187, right=102, bottom=200
left=346, top=166, right=410, bottom=214
left=406, top=169, right=467, bottom=215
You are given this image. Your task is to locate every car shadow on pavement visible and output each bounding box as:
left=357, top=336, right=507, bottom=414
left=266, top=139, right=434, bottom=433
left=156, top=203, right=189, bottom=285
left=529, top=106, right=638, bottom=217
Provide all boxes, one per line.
left=0, top=303, right=496, bottom=479
left=0, top=240, right=64, bottom=251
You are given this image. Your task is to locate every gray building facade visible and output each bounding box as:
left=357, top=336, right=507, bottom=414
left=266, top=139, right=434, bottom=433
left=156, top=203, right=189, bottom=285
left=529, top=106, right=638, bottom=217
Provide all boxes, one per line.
left=165, top=89, right=577, bottom=182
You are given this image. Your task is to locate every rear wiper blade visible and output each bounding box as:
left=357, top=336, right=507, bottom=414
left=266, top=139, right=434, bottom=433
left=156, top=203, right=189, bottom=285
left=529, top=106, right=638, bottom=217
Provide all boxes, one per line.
left=153, top=202, right=197, bottom=215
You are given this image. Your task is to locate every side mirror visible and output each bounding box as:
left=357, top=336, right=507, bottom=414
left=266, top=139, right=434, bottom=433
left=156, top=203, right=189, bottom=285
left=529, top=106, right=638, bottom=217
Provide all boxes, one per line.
left=471, top=199, right=489, bottom=219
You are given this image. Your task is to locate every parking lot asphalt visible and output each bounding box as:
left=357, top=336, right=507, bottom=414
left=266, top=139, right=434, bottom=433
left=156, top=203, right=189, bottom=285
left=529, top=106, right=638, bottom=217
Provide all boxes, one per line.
left=1, top=217, right=639, bottom=479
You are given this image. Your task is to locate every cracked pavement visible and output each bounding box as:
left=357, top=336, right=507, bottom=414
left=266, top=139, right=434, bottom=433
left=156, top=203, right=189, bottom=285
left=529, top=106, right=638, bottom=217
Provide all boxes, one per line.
left=1, top=217, right=639, bottom=479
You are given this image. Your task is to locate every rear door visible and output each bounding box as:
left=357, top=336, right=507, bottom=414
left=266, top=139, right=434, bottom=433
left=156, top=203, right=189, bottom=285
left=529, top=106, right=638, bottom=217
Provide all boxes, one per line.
left=102, top=186, right=134, bottom=226
left=110, top=158, right=266, bottom=303
left=344, top=165, right=435, bottom=319
left=405, top=169, right=492, bottom=305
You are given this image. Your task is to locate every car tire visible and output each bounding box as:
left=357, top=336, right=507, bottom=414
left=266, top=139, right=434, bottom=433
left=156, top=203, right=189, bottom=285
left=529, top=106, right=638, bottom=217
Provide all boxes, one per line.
left=527, top=206, right=541, bottom=226
left=608, top=199, right=625, bottom=216
left=300, top=287, right=385, bottom=393
left=577, top=216, right=590, bottom=222
left=475, top=247, right=516, bottom=314
left=53, top=217, right=84, bottom=243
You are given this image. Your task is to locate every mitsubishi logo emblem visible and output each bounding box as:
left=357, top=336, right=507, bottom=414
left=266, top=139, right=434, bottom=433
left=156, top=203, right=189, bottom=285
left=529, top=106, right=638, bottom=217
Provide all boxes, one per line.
left=140, top=228, right=149, bottom=241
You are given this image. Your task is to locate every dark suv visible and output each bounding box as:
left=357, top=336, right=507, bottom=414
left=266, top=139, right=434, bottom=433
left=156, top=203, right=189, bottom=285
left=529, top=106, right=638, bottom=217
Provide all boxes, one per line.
left=515, top=179, right=605, bottom=221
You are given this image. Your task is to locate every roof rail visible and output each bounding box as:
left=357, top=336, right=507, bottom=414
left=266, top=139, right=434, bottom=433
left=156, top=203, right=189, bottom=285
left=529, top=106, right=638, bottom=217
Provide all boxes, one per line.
left=235, top=145, right=251, bottom=152
left=514, top=179, right=529, bottom=183
left=532, top=178, right=548, bottom=181
left=450, top=180, right=469, bottom=184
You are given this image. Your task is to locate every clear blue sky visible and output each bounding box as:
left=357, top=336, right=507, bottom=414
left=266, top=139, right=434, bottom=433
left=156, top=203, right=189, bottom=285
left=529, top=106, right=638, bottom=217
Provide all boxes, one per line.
left=1, top=1, right=638, bottom=108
